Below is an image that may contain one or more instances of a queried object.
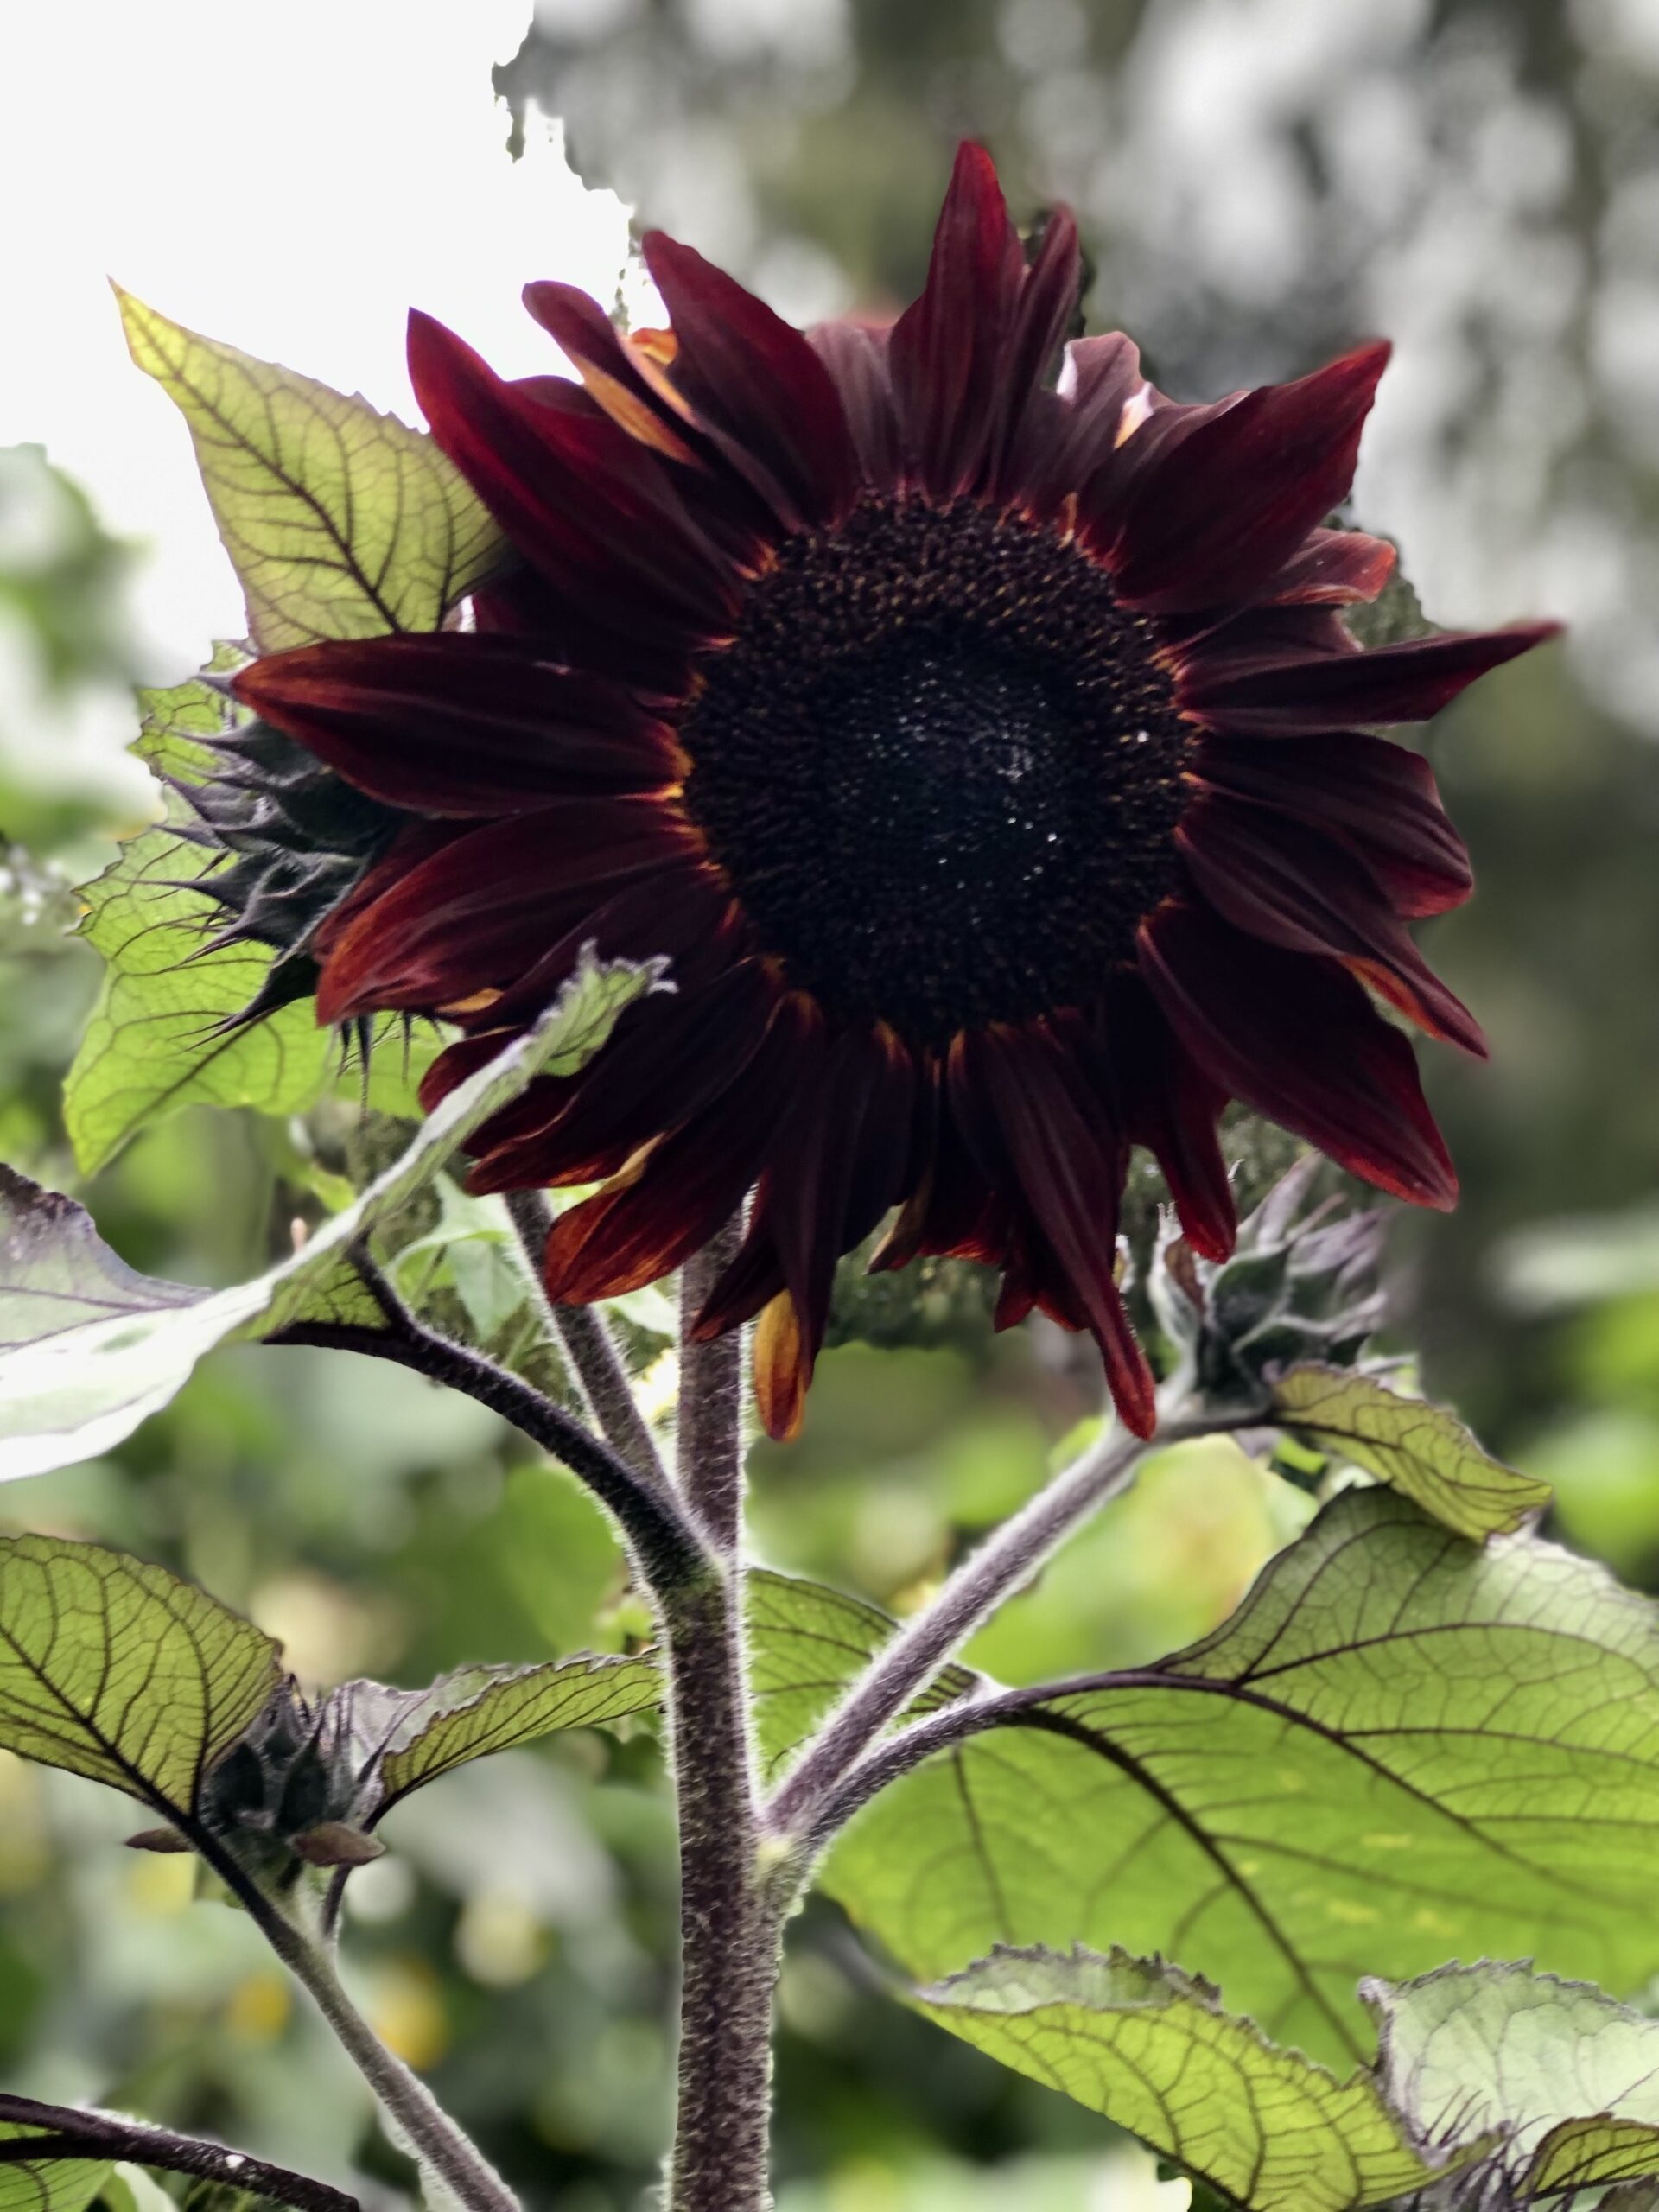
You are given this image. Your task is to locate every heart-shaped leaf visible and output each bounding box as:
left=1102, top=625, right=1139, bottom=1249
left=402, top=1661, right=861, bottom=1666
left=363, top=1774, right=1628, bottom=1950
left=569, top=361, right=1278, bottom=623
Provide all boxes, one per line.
left=0, top=1534, right=282, bottom=1823
left=0, top=946, right=664, bottom=1480
left=1368, top=1961, right=1659, bottom=2202
left=346, top=1651, right=661, bottom=1818
left=116, top=291, right=505, bottom=650
left=1271, top=1364, right=1550, bottom=1540
left=755, top=1488, right=1659, bottom=2066
left=916, top=1946, right=1454, bottom=2212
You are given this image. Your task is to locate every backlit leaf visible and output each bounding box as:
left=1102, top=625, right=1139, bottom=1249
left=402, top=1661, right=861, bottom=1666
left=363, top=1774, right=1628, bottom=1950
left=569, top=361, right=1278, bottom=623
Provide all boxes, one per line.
left=755, top=1490, right=1659, bottom=2066
left=116, top=289, right=505, bottom=649
left=372, top=1650, right=661, bottom=1813
left=1271, top=1363, right=1550, bottom=1541
left=0, top=2125, right=109, bottom=2212
left=916, top=1946, right=1449, bottom=2212
left=63, top=666, right=334, bottom=1173
left=1368, top=1961, right=1659, bottom=2201
left=0, top=1533, right=280, bottom=1820
left=0, top=947, right=665, bottom=1479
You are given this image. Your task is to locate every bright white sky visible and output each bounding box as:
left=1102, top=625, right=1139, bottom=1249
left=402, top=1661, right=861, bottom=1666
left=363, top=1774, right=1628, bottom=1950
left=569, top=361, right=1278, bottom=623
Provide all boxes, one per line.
left=0, top=0, right=639, bottom=802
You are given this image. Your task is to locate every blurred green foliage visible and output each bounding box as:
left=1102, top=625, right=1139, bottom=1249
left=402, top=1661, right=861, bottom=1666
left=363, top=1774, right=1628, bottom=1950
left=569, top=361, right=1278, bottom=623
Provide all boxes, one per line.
left=2, top=1, right=1658, bottom=2206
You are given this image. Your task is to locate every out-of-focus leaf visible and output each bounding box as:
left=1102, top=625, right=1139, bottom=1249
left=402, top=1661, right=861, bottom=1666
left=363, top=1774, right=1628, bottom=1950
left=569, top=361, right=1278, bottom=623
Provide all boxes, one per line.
left=0, top=1534, right=281, bottom=1819
left=63, top=668, right=335, bottom=1173
left=1367, top=1961, right=1659, bottom=2201
left=372, top=1650, right=661, bottom=1815
left=1270, top=1364, right=1551, bottom=1539
left=115, top=289, right=505, bottom=649
left=0, top=2123, right=110, bottom=2212
left=916, top=1946, right=1451, bottom=2212
left=0, top=948, right=665, bottom=1480
left=1496, top=1203, right=1659, bottom=1313
left=756, top=1489, right=1659, bottom=2066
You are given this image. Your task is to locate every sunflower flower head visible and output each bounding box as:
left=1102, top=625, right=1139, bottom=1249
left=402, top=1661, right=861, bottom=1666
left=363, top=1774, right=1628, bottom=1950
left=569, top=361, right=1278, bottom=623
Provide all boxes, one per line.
left=221, top=143, right=1556, bottom=1442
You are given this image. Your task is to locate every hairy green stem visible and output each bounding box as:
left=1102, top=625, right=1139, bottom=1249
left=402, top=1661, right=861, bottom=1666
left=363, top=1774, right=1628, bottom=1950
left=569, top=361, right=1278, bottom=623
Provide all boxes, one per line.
left=766, top=1391, right=1224, bottom=1841
left=662, top=1221, right=780, bottom=2212
left=501, top=1188, right=671, bottom=1491
left=662, top=1571, right=781, bottom=2212
left=251, top=1899, right=519, bottom=2212
left=676, top=1216, right=747, bottom=1554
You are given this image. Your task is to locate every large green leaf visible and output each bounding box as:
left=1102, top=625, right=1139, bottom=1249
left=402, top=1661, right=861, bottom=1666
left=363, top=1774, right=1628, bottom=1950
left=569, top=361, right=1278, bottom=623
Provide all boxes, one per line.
left=0, top=2126, right=110, bottom=2212
left=0, top=1534, right=281, bottom=1819
left=755, top=1490, right=1659, bottom=2065
left=1271, top=1364, right=1550, bottom=1541
left=116, top=290, right=505, bottom=649
left=372, top=1650, right=661, bottom=1815
left=0, top=948, right=664, bottom=1480
left=916, top=1947, right=1450, bottom=2212
left=1369, top=1961, right=1659, bottom=2202
left=63, top=664, right=335, bottom=1173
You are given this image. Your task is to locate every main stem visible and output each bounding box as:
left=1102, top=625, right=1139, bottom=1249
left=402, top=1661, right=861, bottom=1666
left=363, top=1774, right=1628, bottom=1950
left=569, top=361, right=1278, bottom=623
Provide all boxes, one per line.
left=663, top=1220, right=781, bottom=2212
left=767, top=1392, right=1217, bottom=1843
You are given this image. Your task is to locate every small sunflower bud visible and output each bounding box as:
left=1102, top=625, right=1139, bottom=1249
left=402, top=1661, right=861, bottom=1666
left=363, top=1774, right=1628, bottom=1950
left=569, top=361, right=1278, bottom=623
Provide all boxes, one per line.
left=1154, top=1156, right=1387, bottom=1412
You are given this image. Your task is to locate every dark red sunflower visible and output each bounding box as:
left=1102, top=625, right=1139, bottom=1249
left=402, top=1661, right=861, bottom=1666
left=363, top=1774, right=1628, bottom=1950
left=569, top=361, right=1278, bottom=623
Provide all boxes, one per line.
left=227, top=144, right=1555, bottom=1441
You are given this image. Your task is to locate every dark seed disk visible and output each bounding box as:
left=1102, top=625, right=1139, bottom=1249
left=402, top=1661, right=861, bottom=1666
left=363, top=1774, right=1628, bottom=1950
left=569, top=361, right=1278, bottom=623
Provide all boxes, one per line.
left=679, top=493, right=1191, bottom=1039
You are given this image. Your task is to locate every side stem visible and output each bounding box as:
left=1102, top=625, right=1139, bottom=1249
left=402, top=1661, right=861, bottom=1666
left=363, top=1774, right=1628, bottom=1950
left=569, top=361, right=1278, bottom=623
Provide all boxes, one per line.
left=502, top=1188, right=670, bottom=1491
left=766, top=1394, right=1219, bottom=1840
left=0, top=2096, right=358, bottom=2212
left=251, top=1900, right=518, bottom=2212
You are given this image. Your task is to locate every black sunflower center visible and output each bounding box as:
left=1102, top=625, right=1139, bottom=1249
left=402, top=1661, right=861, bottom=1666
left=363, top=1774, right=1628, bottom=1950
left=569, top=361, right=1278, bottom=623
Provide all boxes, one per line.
left=678, top=494, right=1191, bottom=1039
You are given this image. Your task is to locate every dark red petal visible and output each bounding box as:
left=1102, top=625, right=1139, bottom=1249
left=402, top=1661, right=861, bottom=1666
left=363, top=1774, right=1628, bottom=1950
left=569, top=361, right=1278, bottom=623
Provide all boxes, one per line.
left=1179, top=621, right=1561, bottom=733
left=1110, top=341, right=1391, bottom=612
left=1095, top=980, right=1236, bottom=1262
left=1255, top=527, right=1397, bottom=607
left=407, top=309, right=735, bottom=662
left=474, top=865, right=743, bottom=1034
left=524, top=279, right=776, bottom=565
left=641, top=232, right=860, bottom=528
left=989, top=204, right=1084, bottom=498
left=888, top=142, right=1025, bottom=499
left=465, top=956, right=778, bottom=1194
left=949, top=1026, right=1156, bottom=1438
left=809, top=321, right=900, bottom=488
left=1192, top=731, right=1471, bottom=917
left=232, top=635, right=683, bottom=817
left=1138, top=900, right=1457, bottom=1211
left=315, top=799, right=700, bottom=1021
left=540, top=993, right=819, bottom=1304
left=699, top=1024, right=916, bottom=1380
left=1177, top=791, right=1485, bottom=1053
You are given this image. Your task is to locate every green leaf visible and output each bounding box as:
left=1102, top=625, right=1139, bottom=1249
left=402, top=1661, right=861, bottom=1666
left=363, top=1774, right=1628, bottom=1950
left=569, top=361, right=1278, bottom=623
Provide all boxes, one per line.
left=0, top=2126, right=110, bottom=2212
left=372, top=1649, right=661, bottom=1814
left=0, top=947, right=665, bottom=1480
left=747, top=1568, right=975, bottom=1782
left=63, top=668, right=335, bottom=1173
left=916, top=1947, right=1450, bottom=2212
left=1270, top=1363, right=1552, bottom=1540
left=0, top=1533, right=281, bottom=1820
left=64, top=815, right=334, bottom=1175
left=1368, top=1961, right=1659, bottom=2201
left=116, top=289, right=505, bottom=649
left=755, top=1489, right=1659, bottom=2066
